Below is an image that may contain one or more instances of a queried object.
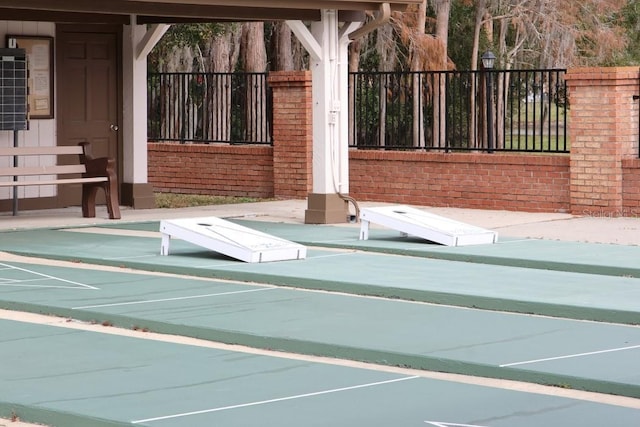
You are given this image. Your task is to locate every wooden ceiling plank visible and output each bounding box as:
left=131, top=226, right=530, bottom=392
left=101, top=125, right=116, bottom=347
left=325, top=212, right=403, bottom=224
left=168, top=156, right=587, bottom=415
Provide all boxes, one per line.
left=0, top=0, right=418, bottom=25
left=0, top=0, right=419, bottom=21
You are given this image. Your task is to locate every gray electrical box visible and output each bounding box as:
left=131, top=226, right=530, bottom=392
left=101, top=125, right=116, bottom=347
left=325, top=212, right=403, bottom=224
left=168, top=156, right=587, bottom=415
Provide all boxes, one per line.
left=0, top=48, right=28, bottom=131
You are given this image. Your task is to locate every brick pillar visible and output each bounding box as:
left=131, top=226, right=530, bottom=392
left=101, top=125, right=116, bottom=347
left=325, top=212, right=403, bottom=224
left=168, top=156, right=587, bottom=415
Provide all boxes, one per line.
left=267, top=71, right=313, bottom=199
left=565, top=67, right=640, bottom=215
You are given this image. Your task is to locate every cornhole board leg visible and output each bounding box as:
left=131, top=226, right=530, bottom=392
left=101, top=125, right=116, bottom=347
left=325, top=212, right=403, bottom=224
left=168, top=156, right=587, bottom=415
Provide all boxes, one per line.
left=159, top=216, right=307, bottom=263
left=358, top=205, right=498, bottom=246
left=359, top=219, right=370, bottom=240
left=160, top=233, right=171, bottom=256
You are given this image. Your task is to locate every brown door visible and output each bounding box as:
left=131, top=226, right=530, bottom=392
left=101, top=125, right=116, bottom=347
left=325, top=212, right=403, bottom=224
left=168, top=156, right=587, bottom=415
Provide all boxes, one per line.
left=56, top=25, right=120, bottom=207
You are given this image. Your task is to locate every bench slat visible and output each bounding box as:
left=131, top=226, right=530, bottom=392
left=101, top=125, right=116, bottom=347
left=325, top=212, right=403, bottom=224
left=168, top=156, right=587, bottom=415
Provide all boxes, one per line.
left=0, top=146, right=84, bottom=156
left=0, top=164, right=87, bottom=177
left=0, top=177, right=108, bottom=187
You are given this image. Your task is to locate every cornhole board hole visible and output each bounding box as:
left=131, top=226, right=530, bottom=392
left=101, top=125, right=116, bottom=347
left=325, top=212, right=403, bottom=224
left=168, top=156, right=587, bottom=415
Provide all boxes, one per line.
left=359, top=205, right=498, bottom=246
left=160, top=217, right=307, bottom=263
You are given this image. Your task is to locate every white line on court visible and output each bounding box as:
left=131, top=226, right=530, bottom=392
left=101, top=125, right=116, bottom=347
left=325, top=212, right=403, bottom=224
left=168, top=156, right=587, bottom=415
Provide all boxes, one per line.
left=72, top=287, right=276, bottom=309
left=0, top=262, right=99, bottom=290
left=0, top=281, right=96, bottom=290
left=131, top=375, right=420, bottom=424
left=500, top=344, right=640, bottom=367
left=0, top=278, right=48, bottom=284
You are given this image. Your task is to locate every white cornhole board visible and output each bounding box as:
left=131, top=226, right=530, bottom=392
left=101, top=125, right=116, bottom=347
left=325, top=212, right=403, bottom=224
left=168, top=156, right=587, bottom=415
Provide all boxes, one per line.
left=359, top=205, right=498, bottom=246
left=160, top=217, right=307, bottom=263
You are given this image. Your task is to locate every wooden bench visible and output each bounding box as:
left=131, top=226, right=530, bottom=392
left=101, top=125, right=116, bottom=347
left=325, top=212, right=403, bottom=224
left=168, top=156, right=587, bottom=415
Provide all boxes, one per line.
left=0, top=142, right=121, bottom=219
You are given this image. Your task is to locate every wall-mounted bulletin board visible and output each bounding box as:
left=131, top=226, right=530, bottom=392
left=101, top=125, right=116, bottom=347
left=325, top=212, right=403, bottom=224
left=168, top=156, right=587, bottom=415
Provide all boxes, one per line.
left=6, top=35, right=54, bottom=119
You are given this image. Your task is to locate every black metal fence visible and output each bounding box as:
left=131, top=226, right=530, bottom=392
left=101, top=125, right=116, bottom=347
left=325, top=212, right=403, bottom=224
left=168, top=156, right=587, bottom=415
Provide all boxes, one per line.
left=148, top=69, right=567, bottom=153
left=350, top=69, right=568, bottom=153
left=148, top=72, right=272, bottom=144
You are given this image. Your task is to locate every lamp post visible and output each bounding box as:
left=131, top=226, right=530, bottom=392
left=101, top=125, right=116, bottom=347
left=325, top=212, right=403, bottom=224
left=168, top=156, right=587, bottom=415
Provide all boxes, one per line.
left=482, top=51, right=496, bottom=153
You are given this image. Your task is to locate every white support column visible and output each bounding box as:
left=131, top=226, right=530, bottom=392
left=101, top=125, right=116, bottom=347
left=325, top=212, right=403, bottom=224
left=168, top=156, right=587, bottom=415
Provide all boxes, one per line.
left=122, top=22, right=148, bottom=185
left=288, top=15, right=365, bottom=197
left=122, top=20, right=167, bottom=208
left=336, top=21, right=356, bottom=195
left=288, top=11, right=361, bottom=223
left=310, top=9, right=348, bottom=195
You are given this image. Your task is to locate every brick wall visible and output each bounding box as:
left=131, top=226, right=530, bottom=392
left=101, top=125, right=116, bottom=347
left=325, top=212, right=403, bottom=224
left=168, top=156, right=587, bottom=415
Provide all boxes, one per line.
left=566, top=67, right=640, bottom=215
left=268, top=71, right=313, bottom=198
left=623, top=158, right=640, bottom=214
left=350, top=151, right=570, bottom=212
left=147, top=67, right=640, bottom=217
left=147, top=143, right=571, bottom=212
left=148, top=143, right=274, bottom=198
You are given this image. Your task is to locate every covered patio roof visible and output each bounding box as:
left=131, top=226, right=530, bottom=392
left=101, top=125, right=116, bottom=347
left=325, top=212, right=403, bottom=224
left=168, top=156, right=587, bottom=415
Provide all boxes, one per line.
left=0, top=0, right=421, bottom=24
left=0, top=0, right=422, bottom=222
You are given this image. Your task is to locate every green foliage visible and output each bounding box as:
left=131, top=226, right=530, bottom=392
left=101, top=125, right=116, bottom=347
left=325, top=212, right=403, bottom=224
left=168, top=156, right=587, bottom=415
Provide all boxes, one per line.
left=162, top=23, right=226, bottom=50
left=352, top=74, right=382, bottom=144
left=448, top=0, right=476, bottom=70
left=148, top=23, right=232, bottom=72
left=358, top=42, right=381, bottom=72
left=615, top=0, right=640, bottom=64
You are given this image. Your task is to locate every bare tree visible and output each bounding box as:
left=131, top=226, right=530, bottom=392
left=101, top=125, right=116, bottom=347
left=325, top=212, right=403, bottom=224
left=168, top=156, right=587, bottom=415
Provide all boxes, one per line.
left=432, top=0, right=451, bottom=148
left=376, top=24, right=399, bottom=147
left=160, top=45, right=195, bottom=141
left=392, top=2, right=452, bottom=148
left=348, top=39, right=362, bottom=147
left=272, top=22, right=294, bottom=71
left=468, top=0, right=488, bottom=148
left=241, top=22, right=268, bottom=142
left=205, top=25, right=241, bottom=142
left=409, top=1, right=427, bottom=148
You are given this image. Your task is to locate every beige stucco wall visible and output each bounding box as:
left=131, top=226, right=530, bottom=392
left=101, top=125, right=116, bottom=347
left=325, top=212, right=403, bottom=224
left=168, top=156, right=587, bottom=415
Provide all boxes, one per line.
left=0, top=21, right=56, bottom=201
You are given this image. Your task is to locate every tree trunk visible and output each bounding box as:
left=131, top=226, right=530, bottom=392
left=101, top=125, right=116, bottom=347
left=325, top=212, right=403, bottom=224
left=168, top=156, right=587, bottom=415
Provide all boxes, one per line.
left=411, top=0, right=427, bottom=148
left=433, top=0, right=451, bottom=148
left=376, top=25, right=396, bottom=146
left=206, top=29, right=239, bottom=142
left=273, top=22, right=294, bottom=71
left=242, top=22, right=268, bottom=142
left=349, top=40, right=361, bottom=147
left=162, top=46, right=194, bottom=142
left=469, top=0, right=487, bottom=148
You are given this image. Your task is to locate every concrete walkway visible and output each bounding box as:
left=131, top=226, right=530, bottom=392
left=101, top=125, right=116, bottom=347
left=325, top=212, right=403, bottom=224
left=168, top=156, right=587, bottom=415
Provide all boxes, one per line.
left=1, top=199, right=638, bottom=245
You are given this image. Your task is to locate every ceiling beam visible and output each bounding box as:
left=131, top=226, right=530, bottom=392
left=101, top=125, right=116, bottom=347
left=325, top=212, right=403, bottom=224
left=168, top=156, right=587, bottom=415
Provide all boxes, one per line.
left=0, top=8, right=131, bottom=24
left=138, top=10, right=365, bottom=24
left=0, top=0, right=415, bottom=22
left=128, top=0, right=419, bottom=11
left=0, top=1, right=309, bottom=20
left=0, top=4, right=359, bottom=23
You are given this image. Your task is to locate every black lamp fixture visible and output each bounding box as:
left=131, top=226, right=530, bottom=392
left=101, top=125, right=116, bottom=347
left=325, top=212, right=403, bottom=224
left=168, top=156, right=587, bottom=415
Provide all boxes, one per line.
left=481, top=50, right=496, bottom=69
left=481, top=51, right=496, bottom=153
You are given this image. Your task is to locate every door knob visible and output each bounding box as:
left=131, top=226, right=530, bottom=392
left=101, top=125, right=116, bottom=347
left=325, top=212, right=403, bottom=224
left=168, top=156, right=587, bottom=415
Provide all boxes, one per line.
left=110, top=124, right=119, bottom=131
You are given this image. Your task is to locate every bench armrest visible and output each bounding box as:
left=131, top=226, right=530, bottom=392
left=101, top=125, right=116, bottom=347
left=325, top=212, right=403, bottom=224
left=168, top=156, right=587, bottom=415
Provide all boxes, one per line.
left=78, top=142, right=117, bottom=179
left=83, top=156, right=117, bottom=179
left=78, top=142, right=121, bottom=219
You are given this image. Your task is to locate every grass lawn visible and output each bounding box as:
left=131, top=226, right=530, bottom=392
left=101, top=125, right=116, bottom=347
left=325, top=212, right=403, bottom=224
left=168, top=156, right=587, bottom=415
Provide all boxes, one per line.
left=154, top=193, right=268, bottom=209
left=503, top=134, right=569, bottom=152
